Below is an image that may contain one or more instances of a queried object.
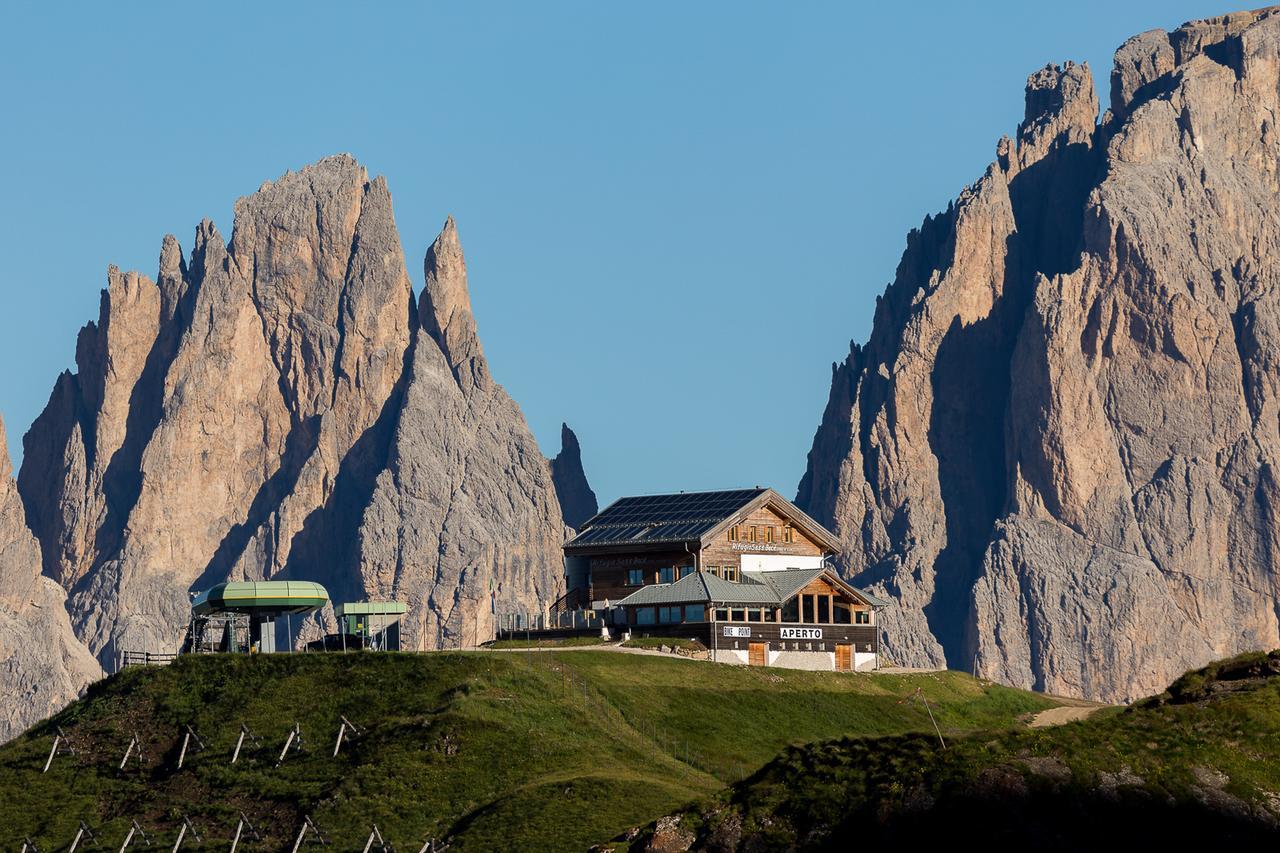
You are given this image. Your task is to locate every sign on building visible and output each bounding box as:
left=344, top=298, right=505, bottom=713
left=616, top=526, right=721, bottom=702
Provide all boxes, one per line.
left=723, top=626, right=751, bottom=638
left=780, top=627, right=823, bottom=640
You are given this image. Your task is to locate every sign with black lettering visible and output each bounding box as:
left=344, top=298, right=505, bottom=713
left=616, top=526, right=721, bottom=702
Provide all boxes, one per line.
left=780, top=627, right=823, bottom=640
left=722, top=626, right=751, bottom=638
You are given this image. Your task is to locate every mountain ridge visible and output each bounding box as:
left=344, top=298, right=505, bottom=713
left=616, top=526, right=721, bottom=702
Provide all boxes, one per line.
left=798, top=6, right=1280, bottom=703
left=9, top=154, right=588, bottom=679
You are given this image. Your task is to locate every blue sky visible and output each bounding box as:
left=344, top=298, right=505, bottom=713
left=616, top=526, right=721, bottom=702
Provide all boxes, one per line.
left=0, top=1, right=1244, bottom=505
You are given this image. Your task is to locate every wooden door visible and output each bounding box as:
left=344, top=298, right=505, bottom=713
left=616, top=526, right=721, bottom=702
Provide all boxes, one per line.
left=748, top=642, right=767, bottom=667
left=835, top=643, right=853, bottom=672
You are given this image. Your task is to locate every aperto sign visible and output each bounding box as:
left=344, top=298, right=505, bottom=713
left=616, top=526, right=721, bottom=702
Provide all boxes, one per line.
left=722, top=626, right=751, bottom=638
left=780, top=627, right=823, bottom=640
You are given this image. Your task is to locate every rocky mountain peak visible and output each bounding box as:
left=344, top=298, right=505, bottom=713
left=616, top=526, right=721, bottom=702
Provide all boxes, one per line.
left=10, top=156, right=587, bottom=674
left=421, top=215, right=488, bottom=390
left=799, top=7, right=1280, bottom=703
left=551, top=423, right=599, bottom=529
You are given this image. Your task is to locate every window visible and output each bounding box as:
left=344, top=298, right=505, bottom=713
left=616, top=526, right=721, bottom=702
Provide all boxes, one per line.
left=636, top=607, right=656, bottom=625
left=679, top=565, right=695, bottom=579
left=748, top=526, right=757, bottom=542
left=723, top=566, right=739, bottom=582
left=627, top=569, right=644, bottom=586
left=659, top=566, right=675, bottom=584
left=818, top=596, right=831, bottom=624
left=764, top=609, right=777, bottom=622
left=659, top=606, right=681, bottom=624
left=764, top=526, right=774, bottom=543
left=728, top=526, right=738, bottom=542
left=715, top=608, right=729, bottom=621
left=783, top=524, right=794, bottom=544
left=747, top=609, right=762, bottom=623
left=781, top=598, right=799, bottom=622
left=731, top=608, right=746, bottom=622
left=834, top=602, right=853, bottom=624
left=684, top=604, right=705, bottom=622
left=802, top=594, right=816, bottom=623
left=856, top=610, right=871, bottom=625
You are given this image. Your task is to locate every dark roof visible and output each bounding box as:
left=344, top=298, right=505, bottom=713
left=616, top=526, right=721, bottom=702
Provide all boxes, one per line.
left=566, top=488, right=767, bottom=549
left=614, top=568, right=887, bottom=609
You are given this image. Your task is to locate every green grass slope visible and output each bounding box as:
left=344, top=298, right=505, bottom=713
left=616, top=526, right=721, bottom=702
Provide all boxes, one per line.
left=0, top=650, right=1054, bottom=851
left=623, top=651, right=1280, bottom=851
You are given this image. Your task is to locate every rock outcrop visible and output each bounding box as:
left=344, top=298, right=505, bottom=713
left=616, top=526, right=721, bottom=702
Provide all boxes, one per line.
left=15, top=155, right=582, bottom=669
left=354, top=219, right=567, bottom=648
left=0, top=415, right=100, bottom=741
left=551, top=423, right=599, bottom=528
left=798, top=8, right=1280, bottom=702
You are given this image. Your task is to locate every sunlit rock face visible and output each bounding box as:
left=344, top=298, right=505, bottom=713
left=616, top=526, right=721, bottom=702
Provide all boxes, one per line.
left=798, top=8, right=1280, bottom=702
left=0, top=414, right=100, bottom=742
left=15, top=156, right=582, bottom=670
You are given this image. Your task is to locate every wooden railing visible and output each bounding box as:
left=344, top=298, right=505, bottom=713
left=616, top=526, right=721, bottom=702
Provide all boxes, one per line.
left=119, top=650, right=177, bottom=669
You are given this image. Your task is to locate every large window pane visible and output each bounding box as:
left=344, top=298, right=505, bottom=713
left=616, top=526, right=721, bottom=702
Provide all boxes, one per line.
left=659, top=566, right=675, bottom=584
left=636, top=607, right=655, bottom=625
left=818, top=596, right=830, bottom=623
left=684, top=604, right=705, bottom=622
left=781, top=598, right=799, bottom=622
left=627, top=569, right=644, bottom=586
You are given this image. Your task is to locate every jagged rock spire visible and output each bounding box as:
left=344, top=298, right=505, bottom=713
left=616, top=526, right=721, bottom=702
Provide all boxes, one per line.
left=421, top=216, right=488, bottom=389
left=551, top=423, right=599, bottom=529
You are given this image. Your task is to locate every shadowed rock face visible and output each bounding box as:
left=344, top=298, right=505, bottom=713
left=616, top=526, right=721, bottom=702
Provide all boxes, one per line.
left=14, top=155, right=585, bottom=668
left=551, top=423, right=599, bottom=529
left=0, top=415, right=101, bottom=742
left=798, top=8, right=1280, bottom=703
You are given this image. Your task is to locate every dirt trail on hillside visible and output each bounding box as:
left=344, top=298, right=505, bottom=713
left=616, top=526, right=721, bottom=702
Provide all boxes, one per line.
left=1029, top=705, right=1103, bottom=727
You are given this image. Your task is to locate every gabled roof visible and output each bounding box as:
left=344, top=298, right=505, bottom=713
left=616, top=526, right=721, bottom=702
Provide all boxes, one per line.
left=613, top=568, right=887, bottom=609
left=564, top=487, right=839, bottom=553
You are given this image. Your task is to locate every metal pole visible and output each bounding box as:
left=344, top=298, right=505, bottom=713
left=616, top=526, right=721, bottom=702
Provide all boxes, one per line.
left=232, top=728, right=246, bottom=764
left=177, top=731, right=191, bottom=769
left=42, top=735, right=59, bottom=773
left=333, top=722, right=346, bottom=758
left=277, top=726, right=297, bottom=766
left=171, top=824, right=186, bottom=853
left=119, top=735, right=137, bottom=771
left=230, top=819, right=244, bottom=853
left=291, top=823, right=309, bottom=853
left=119, top=825, right=136, bottom=853
left=68, top=828, right=84, bottom=853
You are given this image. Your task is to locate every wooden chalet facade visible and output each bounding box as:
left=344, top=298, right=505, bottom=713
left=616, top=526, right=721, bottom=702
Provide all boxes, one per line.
left=561, top=488, right=888, bottom=671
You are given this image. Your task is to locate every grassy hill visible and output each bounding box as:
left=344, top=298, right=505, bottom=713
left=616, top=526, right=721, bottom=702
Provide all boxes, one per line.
left=623, top=651, right=1280, bottom=850
left=1, top=649, right=1056, bottom=850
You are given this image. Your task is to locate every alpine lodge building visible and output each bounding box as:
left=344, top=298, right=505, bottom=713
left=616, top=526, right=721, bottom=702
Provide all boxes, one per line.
left=560, top=487, right=887, bottom=671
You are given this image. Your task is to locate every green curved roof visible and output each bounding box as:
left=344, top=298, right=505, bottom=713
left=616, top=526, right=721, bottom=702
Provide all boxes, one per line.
left=192, top=581, right=329, bottom=616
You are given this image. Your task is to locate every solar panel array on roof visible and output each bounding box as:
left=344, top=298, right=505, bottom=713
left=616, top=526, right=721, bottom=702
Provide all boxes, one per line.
left=583, top=488, right=765, bottom=528
left=566, top=488, right=767, bottom=549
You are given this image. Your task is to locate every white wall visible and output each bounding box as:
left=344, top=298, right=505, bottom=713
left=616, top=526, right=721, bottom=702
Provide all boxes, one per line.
left=737, top=553, right=825, bottom=573
left=855, top=651, right=877, bottom=671
left=769, top=649, right=836, bottom=671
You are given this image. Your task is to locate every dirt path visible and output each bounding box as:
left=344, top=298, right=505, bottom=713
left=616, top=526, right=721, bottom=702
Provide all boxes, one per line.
left=1029, top=705, right=1103, bottom=727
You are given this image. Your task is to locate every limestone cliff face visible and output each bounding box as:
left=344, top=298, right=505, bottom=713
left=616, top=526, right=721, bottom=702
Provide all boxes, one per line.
left=798, top=8, right=1280, bottom=702
left=355, top=221, right=567, bottom=647
left=16, top=156, right=581, bottom=668
left=0, top=415, right=100, bottom=742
